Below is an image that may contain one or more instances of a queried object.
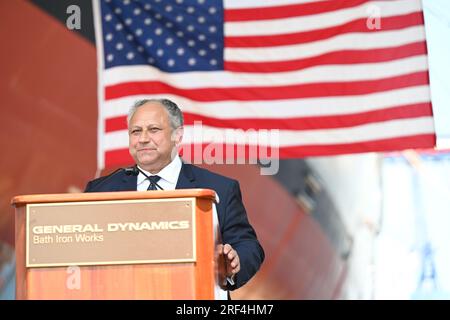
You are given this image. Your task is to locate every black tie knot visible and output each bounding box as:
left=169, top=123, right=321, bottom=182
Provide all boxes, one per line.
left=147, top=175, right=161, bottom=190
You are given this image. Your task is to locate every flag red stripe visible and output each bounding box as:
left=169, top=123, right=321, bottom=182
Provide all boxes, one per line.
left=225, top=0, right=370, bottom=22
left=225, top=41, right=427, bottom=72
left=106, top=116, right=128, bottom=132
left=105, top=102, right=432, bottom=132
left=105, top=149, right=134, bottom=168
left=225, top=12, right=424, bottom=48
left=105, top=71, right=429, bottom=101
left=104, top=134, right=436, bottom=167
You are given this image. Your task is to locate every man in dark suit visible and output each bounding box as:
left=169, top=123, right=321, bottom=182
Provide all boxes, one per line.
left=85, top=98, right=264, bottom=292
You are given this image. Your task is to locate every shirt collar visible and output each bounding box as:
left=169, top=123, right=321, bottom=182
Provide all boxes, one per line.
left=137, top=156, right=182, bottom=185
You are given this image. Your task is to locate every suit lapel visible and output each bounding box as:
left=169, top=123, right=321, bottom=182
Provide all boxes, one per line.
left=120, top=172, right=138, bottom=191
left=176, top=163, right=196, bottom=189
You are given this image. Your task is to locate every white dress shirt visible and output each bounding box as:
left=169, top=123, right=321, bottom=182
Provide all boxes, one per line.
left=135, top=156, right=229, bottom=299
left=136, top=156, right=182, bottom=191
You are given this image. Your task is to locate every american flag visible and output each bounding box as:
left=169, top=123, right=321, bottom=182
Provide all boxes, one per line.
left=93, top=0, right=435, bottom=169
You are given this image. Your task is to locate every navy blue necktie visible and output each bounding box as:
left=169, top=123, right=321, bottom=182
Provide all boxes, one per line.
left=147, top=175, right=161, bottom=190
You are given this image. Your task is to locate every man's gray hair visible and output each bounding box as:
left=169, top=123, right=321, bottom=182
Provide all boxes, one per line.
left=127, top=98, right=184, bottom=129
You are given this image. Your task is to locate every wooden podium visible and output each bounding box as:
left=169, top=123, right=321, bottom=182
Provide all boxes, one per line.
left=11, top=189, right=222, bottom=300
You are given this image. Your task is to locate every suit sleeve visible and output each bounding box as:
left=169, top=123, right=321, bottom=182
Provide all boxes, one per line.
left=221, top=180, right=265, bottom=290
left=84, top=181, right=93, bottom=192
left=84, top=179, right=103, bottom=192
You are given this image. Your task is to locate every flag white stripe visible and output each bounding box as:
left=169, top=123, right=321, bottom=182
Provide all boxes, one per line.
left=225, top=25, right=425, bottom=62
left=101, top=86, right=431, bottom=119
left=225, top=0, right=422, bottom=36
left=102, top=117, right=434, bottom=150
left=103, top=55, right=428, bottom=88
left=224, top=0, right=328, bottom=9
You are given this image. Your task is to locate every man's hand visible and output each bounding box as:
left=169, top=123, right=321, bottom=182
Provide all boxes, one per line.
left=218, top=243, right=240, bottom=280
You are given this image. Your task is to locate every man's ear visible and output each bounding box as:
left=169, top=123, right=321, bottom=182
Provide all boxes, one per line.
left=173, top=126, right=184, bottom=146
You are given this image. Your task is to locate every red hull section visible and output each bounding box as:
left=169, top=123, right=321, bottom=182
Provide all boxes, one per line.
left=0, top=1, right=98, bottom=245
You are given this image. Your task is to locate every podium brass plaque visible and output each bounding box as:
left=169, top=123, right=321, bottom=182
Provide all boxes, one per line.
left=26, top=198, right=196, bottom=267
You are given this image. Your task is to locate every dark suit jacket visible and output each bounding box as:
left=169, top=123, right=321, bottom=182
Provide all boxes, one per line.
left=84, top=163, right=265, bottom=290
